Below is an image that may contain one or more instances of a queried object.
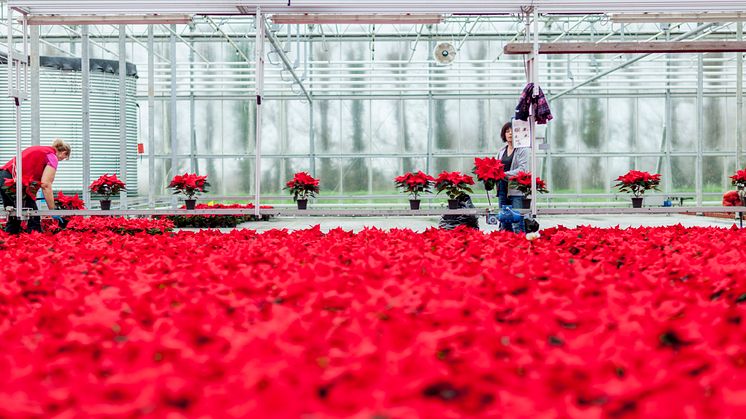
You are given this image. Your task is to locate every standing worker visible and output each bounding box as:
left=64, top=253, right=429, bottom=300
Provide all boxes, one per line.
left=0, top=139, right=71, bottom=234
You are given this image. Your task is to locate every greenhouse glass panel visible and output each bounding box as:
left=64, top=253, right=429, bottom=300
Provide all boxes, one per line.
left=315, top=158, right=342, bottom=195
left=221, top=157, right=254, bottom=195
left=671, top=157, right=697, bottom=193
left=550, top=157, right=576, bottom=194
left=261, top=158, right=312, bottom=196
left=636, top=98, right=665, bottom=153
left=194, top=100, right=225, bottom=155
left=607, top=98, right=636, bottom=153
left=287, top=101, right=311, bottom=154
left=340, top=99, right=371, bottom=154
left=369, top=100, right=402, bottom=154
left=314, top=100, right=341, bottom=153
left=579, top=157, right=606, bottom=194
left=577, top=98, right=606, bottom=153
left=671, top=98, right=697, bottom=152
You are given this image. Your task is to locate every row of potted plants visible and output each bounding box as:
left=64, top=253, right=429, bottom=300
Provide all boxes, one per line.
left=40, top=165, right=746, bottom=212
left=85, top=173, right=209, bottom=210
left=283, top=158, right=550, bottom=211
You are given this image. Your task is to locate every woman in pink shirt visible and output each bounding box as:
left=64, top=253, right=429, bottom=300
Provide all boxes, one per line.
left=0, top=139, right=71, bottom=233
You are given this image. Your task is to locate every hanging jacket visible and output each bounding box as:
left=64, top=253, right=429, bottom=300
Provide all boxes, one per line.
left=498, top=145, right=530, bottom=197
left=514, top=83, right=553, bottom=124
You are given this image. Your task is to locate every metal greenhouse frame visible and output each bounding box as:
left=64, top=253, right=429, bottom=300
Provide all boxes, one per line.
left=3, top=1, right=746, bottom=220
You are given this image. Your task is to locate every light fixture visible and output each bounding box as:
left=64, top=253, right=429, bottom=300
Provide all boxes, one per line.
left=611, top=12, right=746, bottom=23
left=270, top=13, right=443, bottom=25
left=25, top=14, right=193, bottom=26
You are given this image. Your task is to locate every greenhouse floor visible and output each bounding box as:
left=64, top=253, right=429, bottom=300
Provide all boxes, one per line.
left=175, top=213, right=744, bottom=233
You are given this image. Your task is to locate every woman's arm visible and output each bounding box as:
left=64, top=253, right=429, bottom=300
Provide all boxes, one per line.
left=504, top=147, right=530, bottom=177
left=40, top=166, right=56, bottom=210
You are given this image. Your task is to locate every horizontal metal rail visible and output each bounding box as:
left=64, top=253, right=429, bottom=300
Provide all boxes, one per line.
left=23, top=206, right=746, bottom=218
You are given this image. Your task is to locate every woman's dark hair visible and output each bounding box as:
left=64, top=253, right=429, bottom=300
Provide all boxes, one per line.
left=500, top=122, right=512, bottom=143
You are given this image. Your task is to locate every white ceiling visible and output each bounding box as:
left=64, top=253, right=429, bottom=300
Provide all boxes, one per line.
left=8, top=0, right=746, bottom=16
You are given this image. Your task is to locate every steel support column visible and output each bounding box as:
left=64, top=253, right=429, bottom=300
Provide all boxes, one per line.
left=118, top=25, right=128, bottom=208
left=169, top=24, right=177, bottom=207
left=29, top=24, right=39, bottom=146
left=148, top=25, right=156, bottom=208
left=737, top=22, right=743, bottom=169
left=82, top=25, right=91, bottom=206
left=696, top=48, right=704, bottom=207
left=254, top=10, right=265, bottom=217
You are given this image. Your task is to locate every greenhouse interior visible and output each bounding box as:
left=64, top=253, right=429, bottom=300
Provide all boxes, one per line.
left=2, top=0, right=746, bottom=417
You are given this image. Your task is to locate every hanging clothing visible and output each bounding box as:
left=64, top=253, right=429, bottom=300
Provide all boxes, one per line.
left=514, top=83, right=553, bottom=125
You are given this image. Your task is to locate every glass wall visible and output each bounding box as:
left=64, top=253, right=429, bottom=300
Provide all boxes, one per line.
left=18, top=15, right=744, bottom=204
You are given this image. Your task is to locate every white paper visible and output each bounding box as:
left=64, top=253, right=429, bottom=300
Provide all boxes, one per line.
left=512, top=119, right=531, bottom=148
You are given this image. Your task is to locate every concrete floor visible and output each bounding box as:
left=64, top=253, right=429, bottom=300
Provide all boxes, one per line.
left=211, top=213, right=743, bottom=233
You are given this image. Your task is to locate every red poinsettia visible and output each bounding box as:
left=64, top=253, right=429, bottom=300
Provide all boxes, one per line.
left=168, top=173, right=209, bottom=199
left=731, top=169, right=746, bottom=189
left=55, top=191, right=86, bottom=210
left=723, top=190, right=741, bottom=206
left=472, top=157, right=506, bottom=191
left=0, top=226, right=746, bottom=416
left=508, top=171, right=549, bottom=196
left=614, top=170, right=661, bottom=197
left=395, top=171, right=435, bottom=200
left=2, top=176, right=40, bottom=200
left=89, top=174, right=126, bottom=198
left=284, top=172, right=320, bottom=201
left=434, top=171, right=475, bottom=199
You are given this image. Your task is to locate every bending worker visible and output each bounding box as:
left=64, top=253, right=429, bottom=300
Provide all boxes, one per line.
left=0, top=139, right=71, bottom=233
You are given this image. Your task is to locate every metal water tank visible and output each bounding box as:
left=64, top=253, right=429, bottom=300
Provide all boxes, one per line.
left=0, top=54, right=138, bottom=196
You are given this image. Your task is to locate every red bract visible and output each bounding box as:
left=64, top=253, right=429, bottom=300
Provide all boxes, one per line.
left=65, top=216, right=174, bottom=234
left=2, top=176, right=40, bottom=199
left=284, top=172, right=320, bottom=201
left=723, top=190, right=741, bottom=206
left=434, top=171, right=475, bottom=199
left=394, top=171, right=435, bottom=199
left=168, top=173, right=209, bottom=199
left=615, top=170, right=661, bottom=197
left=89, top=174, right=127, bottom=198
left=508, top=171, right=549, bottom=196
left=1, top=225, right=746, bottom=417
left=473, top=157, right=506, bottom=191
left=731, top=169, right=746, bottom=188
left=55, top=191, right=86, bottom=210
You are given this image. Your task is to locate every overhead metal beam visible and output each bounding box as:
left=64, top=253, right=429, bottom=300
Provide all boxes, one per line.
left=505, top=40, right=746, bottom=54
left=271, top=13, right=443, bottom=25
left=205, top=16, right=253, bottom=63
left=549, top=22, right=719, bottom=101
left=263, top=17, right=312, bottom=102
left=10, top=0, right=746, bottom=15
left=25, top=14, right=192, bottom=25
left=611, top=12, right=746, bottom=23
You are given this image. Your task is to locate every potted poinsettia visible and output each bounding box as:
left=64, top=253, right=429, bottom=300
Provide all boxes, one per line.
left=2, top=176, right=40, bottom=203
left=730, top=168, right=746, bottom=207
left=508, top=171, right=549, bottom=208
left=168, top=173, right=209, bottom=210
left=395, top=171, right=435, bottom=210
left=55, top=191, right=85, bottom=210
left=434, top=171, right=475, bottom=209
left=89, top=174, right=126, bottom=210
left=473, top=157, right=506, bottom=207
left=284, top=172, right=320, bottom=210
left=614, top=170, right=661, bottom=208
